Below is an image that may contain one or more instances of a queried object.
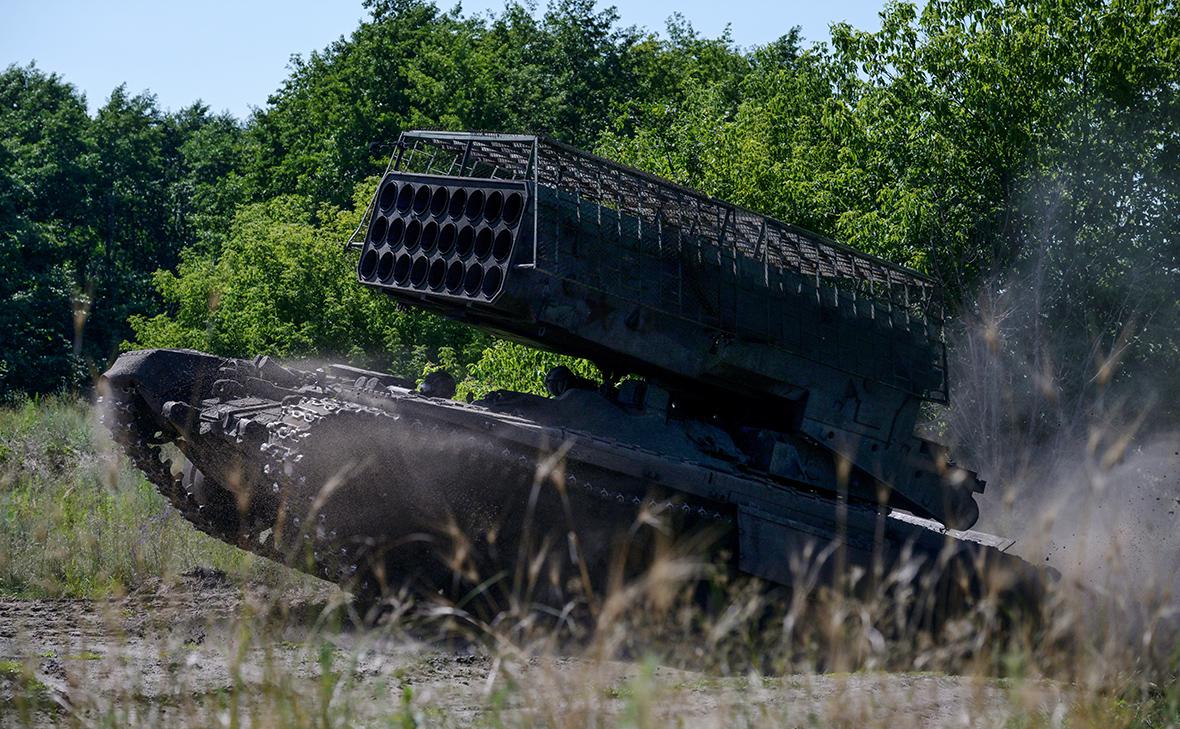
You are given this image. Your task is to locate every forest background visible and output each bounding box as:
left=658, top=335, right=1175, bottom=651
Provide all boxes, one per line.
left=2, top=0, right=1177, bottom=432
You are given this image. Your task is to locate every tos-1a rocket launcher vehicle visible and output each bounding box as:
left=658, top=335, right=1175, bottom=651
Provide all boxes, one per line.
left=102, top=131, right=1040, bottom=616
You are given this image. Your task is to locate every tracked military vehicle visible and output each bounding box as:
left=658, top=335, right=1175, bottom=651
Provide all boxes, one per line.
left=103, top=131, right=1040, bottom=617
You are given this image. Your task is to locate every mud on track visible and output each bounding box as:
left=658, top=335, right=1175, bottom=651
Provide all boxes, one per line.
left=0, top=572, right=1073, bottom=728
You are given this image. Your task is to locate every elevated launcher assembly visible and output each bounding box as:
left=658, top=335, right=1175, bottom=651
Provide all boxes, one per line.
left=351, top=131, right=979, bottom=531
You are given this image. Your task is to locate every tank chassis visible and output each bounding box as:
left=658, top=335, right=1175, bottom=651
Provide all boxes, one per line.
left=102, top=131, right=1042, bottom=616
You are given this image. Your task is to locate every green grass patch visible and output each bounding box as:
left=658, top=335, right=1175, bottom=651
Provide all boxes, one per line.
left=0, top=395, right=299, bottom=598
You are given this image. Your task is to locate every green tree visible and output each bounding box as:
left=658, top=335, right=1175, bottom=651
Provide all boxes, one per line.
left=601, top=0, right=1179, bottom=421
left=0, top=65, right=94, bottom=396
left=165, top=103, right=247, bottom=254
left=241, top=0, right=681, bottom=207
left=827, top=0, right=1180, bottom=419
left=0, top=65, right=251, bottom=395
left=8, top=0, right=1178, bottom=415
left=129, top=184, right=486, bottom=377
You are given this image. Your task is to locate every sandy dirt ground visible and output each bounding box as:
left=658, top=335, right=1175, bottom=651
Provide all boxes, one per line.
left=0, top=570, right=1070, bottom=728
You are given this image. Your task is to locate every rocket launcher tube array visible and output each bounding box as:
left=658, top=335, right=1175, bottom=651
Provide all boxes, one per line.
left=358, top=175, right=522, bottom=302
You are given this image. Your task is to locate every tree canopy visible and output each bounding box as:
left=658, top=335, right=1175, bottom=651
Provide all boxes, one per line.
left=0, top=66, right=245, bottom=395
left=1, top=0, right=1176, bottom=413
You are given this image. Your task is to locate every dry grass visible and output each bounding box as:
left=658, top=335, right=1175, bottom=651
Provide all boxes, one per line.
left=0, top=396, right=1177, bottom=728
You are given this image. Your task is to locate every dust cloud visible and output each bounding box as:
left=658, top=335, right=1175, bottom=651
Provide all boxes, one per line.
left=943, top=247, right=1180, bottom=613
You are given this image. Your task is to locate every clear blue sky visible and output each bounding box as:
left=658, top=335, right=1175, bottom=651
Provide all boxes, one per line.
left=2, top=0, right=886, bottom=120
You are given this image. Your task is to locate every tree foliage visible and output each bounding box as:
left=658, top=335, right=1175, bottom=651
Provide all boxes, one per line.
left=129, top=184, right=486, bottom=377
left=3, top=0, right=1178, bottom=410
left=0, top=65, right=246, bottom=397
left=602, top=0, right=1179, bottom=408
left=244, top=0, right=659, bottom=206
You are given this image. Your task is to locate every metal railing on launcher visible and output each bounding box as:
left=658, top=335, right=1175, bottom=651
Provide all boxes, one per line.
left=355, top=131, right=948, bottom=402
